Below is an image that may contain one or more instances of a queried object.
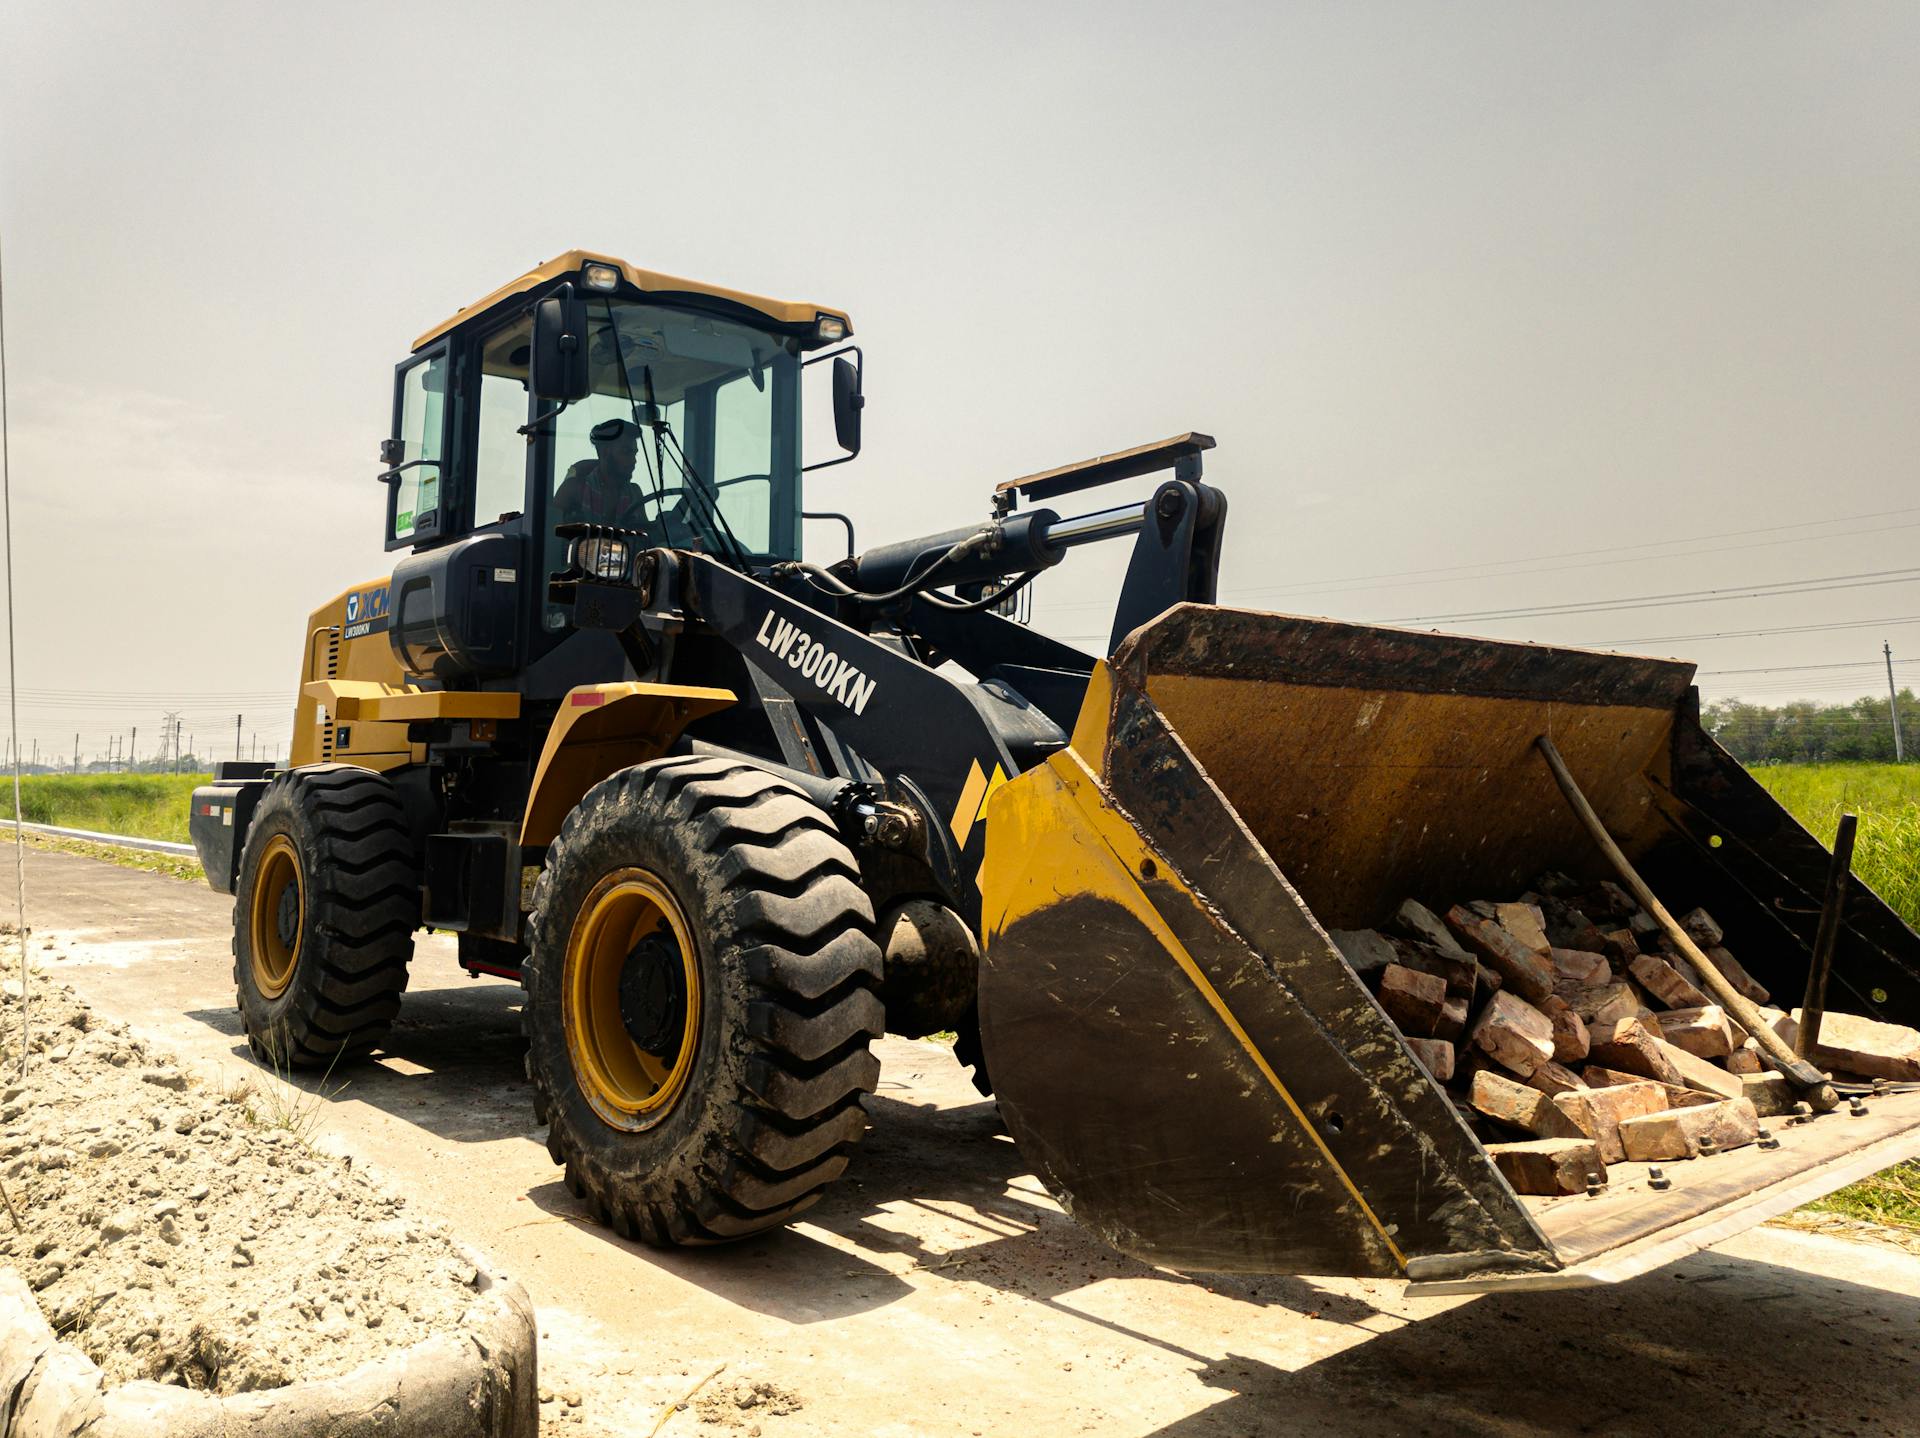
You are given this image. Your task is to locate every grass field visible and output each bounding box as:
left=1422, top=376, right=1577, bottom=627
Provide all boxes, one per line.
left=14, top=772, right=208, bottom=844
left=8, top=762, right=1920, bottom=1232
left=1748, top=762, right=1920, bottom=1231
left=1751, top=763, right=1920, bottom=933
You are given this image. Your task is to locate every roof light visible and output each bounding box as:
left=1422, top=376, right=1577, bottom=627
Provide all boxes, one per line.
left=582, top=263, right=621, bottom=292
left=815, top=313, right=847, bottom=343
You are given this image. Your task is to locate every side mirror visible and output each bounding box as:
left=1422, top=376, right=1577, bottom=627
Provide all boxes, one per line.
left=832, top=354, right=863, bottom=456
left=803, top=346, right=864, bottom=473
left=531, top=283, right=590, bottom=401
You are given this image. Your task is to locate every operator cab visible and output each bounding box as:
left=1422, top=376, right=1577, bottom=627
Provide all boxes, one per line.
left=377, top=252, right=857, bottom=681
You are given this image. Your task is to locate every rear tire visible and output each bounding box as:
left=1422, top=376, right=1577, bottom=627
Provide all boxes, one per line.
left=232, top=764, right=419, bottom=1067
left=523, top=755, right=883, bottom=1245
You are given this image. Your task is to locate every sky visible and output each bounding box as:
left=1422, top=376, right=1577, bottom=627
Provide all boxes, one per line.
left=0, top=2, right=1916, bottom=765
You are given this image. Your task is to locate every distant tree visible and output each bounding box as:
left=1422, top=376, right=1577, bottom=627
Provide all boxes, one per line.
left=1706, top=688, right=1917, bottom=764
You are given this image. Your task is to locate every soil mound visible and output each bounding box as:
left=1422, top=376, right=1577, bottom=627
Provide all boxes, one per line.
left=0, top=970, right=479, bottom=1393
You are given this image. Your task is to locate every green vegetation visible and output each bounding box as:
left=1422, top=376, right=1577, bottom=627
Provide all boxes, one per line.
left=1708, top=691, right=1917, bottom=764
left=1752, top=763, right=1920, bottom=937
left=1748, top=762, right=1920, bottom=1232
left=21, top=831, right=203, bottom=882
left=14, top=772, right=209, bottom=844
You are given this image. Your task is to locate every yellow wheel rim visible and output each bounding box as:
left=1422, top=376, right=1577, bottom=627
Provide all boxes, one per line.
left=564, top=868, right=702, bottom=1129
left=250, top=834, right=303, bottom=999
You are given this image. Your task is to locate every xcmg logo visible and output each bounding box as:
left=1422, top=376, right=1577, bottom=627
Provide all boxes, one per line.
left=754, top=611, right=878, bottom=716
left=344, top=584, right=391, bottom=626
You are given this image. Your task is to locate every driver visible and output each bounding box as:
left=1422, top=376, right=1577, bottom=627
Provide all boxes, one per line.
left=553, top=418, right=649, bottom=530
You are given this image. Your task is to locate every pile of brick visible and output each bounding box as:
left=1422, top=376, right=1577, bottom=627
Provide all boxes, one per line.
left=1331, top=872, right=1920, bottom=1197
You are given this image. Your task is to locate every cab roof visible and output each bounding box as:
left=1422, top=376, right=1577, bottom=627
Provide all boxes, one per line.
left=411, top=248, right=854, bottom=352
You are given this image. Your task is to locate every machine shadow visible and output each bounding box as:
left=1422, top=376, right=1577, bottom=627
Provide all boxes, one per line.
left=186, top=976, right=534, bottom=1146
left=522, top=1086, right=1374, bottom=1334
left=1135, top=1248, right=1920, bottom=1438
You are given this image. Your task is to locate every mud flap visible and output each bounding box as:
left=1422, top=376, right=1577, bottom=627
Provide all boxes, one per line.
left=976, top=605, right=1920, bottom=1282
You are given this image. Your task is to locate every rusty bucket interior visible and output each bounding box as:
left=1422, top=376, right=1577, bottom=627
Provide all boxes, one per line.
left=977, top=604, right=1920, bottom=1288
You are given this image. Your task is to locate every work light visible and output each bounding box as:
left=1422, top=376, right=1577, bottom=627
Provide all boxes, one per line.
left=574, top=536, right=631, bottom=581
left=582, top=263, right=621, bottom=292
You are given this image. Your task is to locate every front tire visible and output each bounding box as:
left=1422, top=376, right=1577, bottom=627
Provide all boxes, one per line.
left=523, top=755, right=883, bottom=1244
left=232, top=764, right=419, bottom=1067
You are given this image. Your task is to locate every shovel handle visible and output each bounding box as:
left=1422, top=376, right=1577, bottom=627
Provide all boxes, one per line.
left=1534, top=734, right=1838, bottom=1110
left=1797, top=813, right=1858, bottom=1061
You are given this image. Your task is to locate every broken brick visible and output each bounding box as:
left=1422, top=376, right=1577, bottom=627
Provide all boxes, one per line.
left=1600, top=929, right=1641, bottom=966
left=1568, top=982, right=1643, bottom=1030
left=1377, top=963, right=1448, bottom=1037
left=1591, top=881, right=1638, bottom=917
left=1584, top=1066, right=1718, bottom=1108
left=1386, top=936, right=1478, bottom=999
left=1618, top=1097, right=1760, bottom=1162
left=1526, top=1061, right=1588, bottom=1096
left=1726, top=1039, right=1763, bottom=1075
left=1706, top=945, right=1769, bottom=1005
left=1469, top=1069, right=1583, bottom=1138
left=1389, top=900, right=1476, bottom=964
left=1629, top=955, right=1710, bottom=1011
left=1494, top=902, right=1552, bottom=959
left=1552, top=1080, right=1669, bottom=1164
left=1653, top=1005, right=1735, bottom=1060
left=1659, top=1039, right=1746, bottom=1101
left=1488, top=1138, right=1606, bottom=1196
left=1585, top=1017, right=1684, bottom=1087
left=1680, top=907, right=1724, bottom=948
left=1434, top=996, right=1469, bottom=1043
left=1769, top=1009, right=1920, bottom=1083
left=1739, top=1071, right=1794, bottom=1117
left=1445, top=907, right=1554, bottom=1003
left=1468, top=991, right=1557, bottom=1077
left=1540, top=994, right=1590, bottom=1064
left=1549, top=948, right=1611, bottom=987
left=1404, top=1037, right=1454, bottom=1082
left=1329, top=928, right=1397, bottom=980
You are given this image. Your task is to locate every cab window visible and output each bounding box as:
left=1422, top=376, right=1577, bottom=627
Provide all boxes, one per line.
left=710, top=370, right=775, bottom=553
left=388, top=351, right=448, bottom=544
left=473, top=319, right=533, bottom=527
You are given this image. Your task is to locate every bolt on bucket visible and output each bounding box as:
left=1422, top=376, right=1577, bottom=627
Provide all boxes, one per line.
left=976, top=605, right=1920, bottom=1287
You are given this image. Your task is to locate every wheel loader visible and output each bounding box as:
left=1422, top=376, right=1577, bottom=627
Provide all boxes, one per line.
left=189, top=250, right=1920, bottom=1289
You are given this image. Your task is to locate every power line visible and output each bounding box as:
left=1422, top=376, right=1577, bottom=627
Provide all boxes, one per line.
left=1036, top=501, right=1920, bottom=618
left=1590, top=613, right=1920, bottom=647
left=1700, top=658, right=1920, bottom=677
left=1391, top=566, right=1920, bottom=626
left=1223, top=515, right=1920, bottom=606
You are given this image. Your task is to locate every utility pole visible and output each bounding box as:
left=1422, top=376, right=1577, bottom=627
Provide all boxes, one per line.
left=235, top=713, right=243, bottom=763
left=28, top=739, right=35, bottom=770
left=1889, top=641, right=1907, bottom=763
left=72, top=734, right=78, bottom=773
left=129, top=727, right=136, bottom=771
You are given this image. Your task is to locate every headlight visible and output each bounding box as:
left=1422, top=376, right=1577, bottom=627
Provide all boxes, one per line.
left=574, top=536, right=631, bottom=581
left=582, top=262, right=621, bottom=292
left=815, top=313, right=847, bottom=342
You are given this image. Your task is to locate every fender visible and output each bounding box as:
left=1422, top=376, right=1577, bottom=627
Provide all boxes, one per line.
left=519, top=683, right=736, bottom=847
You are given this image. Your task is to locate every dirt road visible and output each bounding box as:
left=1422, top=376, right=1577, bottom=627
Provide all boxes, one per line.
left=19, top=847, right=1920, bottom=1436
